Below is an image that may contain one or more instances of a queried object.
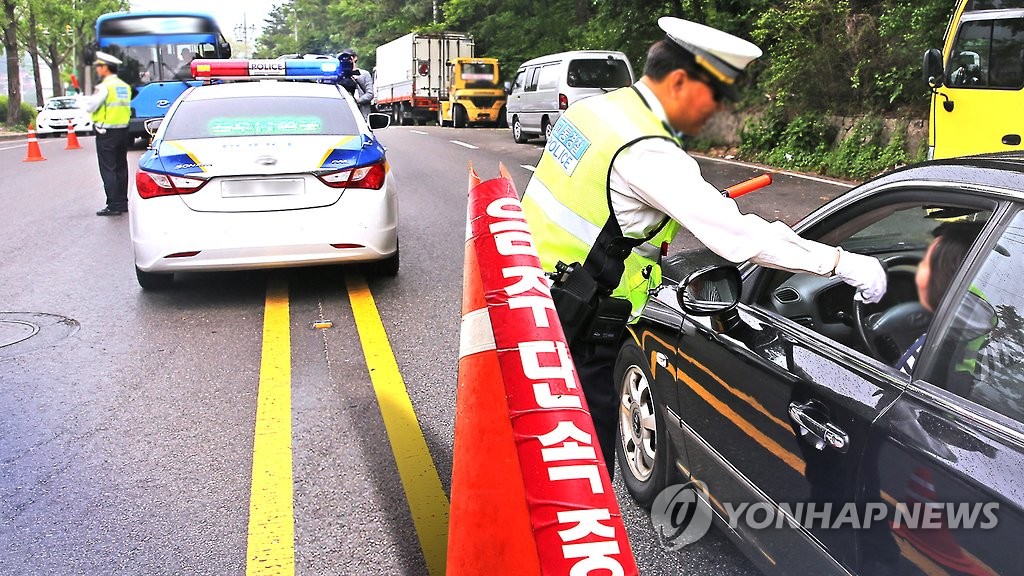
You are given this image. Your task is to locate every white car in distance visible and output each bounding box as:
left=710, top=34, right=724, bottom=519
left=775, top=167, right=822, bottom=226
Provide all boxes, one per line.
left=34, top=96, right=93, bottom=137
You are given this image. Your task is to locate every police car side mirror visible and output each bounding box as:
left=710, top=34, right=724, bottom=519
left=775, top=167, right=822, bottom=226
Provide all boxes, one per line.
left=677, top=265, right=742, bottom=316
left=367, top=113, right=390, bottom=130
left=923, top=48, right=944, bottom=88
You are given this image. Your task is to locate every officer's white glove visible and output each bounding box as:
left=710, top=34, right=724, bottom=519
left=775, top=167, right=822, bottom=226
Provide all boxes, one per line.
left=833, top=248, right=887, bottom=304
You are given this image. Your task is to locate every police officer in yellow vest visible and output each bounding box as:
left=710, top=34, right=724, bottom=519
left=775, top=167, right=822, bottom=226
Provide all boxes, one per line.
left=521, top=17, right=889, bottom=477
left=83, top=51, right=133, bottom=216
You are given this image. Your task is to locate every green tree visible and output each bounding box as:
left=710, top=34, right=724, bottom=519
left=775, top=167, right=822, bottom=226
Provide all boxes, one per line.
left=3, top=0, right=21, bottom=127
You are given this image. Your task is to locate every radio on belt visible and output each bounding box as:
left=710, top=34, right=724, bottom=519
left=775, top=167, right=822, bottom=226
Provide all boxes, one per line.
left=191, top=58, right=341, bottom=82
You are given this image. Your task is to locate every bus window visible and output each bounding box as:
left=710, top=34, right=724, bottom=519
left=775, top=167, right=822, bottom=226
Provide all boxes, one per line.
left=94, top=11, right=230, bottom=139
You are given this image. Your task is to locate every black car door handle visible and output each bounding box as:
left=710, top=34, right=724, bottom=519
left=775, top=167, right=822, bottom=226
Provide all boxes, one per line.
left=788, top=401, right=849, bottom=453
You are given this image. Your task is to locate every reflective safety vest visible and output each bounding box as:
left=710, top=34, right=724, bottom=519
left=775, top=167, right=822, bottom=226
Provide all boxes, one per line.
left=92, top=75, right=132, bottom=129
left=521, top=86, right=681, bottom=320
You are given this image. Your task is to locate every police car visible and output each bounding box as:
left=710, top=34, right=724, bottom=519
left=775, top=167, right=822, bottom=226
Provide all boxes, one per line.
left=130, top=58, right=397, bottom=289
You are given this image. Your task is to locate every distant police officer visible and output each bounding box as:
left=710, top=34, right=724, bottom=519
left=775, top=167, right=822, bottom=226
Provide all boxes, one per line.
left=521, top=17, right=888, bottom=477
left=337, top=48, right=375, bottom=119
left=82, top=51, right=132, bottom=216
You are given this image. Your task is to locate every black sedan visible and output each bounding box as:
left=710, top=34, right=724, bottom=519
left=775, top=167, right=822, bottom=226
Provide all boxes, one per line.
left=615, top=155, right=1024, bottom=576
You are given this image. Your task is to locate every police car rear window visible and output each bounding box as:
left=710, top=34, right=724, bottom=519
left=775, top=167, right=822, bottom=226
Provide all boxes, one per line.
left=163, top=96, right=359, bottom=139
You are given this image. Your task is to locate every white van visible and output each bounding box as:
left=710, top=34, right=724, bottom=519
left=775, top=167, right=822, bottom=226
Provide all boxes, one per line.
left=506, top=50, right=635, bottom=143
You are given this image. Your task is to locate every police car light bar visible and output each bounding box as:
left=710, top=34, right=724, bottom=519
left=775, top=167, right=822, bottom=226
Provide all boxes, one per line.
left=191, top=59, right=341, bottom=81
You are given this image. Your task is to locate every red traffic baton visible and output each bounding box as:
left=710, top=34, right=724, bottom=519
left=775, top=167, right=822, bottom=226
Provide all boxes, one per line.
left=723, top=173, right=773, bottom=198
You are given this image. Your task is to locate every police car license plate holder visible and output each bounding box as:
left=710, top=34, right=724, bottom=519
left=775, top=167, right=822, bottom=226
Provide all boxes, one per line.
left=221, top=179, right=305, bottom=198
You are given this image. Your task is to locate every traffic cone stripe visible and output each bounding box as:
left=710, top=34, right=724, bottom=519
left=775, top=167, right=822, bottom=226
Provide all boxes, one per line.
left=23, top=125, right=46, bottom=162
left=909, top=474, right=936, bottom=495
left=459, top=308, right=495, bottom=358
left=65, top=120, right=82, bottom=150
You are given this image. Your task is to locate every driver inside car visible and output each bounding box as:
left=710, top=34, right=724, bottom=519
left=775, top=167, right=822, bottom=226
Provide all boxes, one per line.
left=895, top=220, right=984, bottom=374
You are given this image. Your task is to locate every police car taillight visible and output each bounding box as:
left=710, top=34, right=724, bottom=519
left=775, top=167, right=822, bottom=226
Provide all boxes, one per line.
left=191, top=58, right=341, bottom=82
left=317, top=161, right=387, bottom=190
left=136, top=169, right=207, bottom=199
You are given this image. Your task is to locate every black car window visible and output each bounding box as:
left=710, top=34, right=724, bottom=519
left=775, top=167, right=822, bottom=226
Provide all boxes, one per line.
left=750, top=192, right=994, bottom=365
left=921, top=209, right=1024, bottom=423
left=163, top=96, right=359, bottom=139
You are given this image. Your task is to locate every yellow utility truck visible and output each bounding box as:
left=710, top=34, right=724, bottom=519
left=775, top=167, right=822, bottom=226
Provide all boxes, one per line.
left=923, top=0, right=1024, bottom=158
left=438, top=56, right=507, bottom=128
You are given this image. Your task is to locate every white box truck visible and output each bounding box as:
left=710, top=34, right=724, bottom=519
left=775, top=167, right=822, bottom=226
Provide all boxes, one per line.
left=375, top=32, right=477, bottom=126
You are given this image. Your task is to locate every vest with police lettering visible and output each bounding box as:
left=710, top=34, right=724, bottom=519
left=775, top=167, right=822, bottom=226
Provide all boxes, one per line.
left=92, top=75, right=132, bottom=129
left=521, top=86, right=681, bottom=321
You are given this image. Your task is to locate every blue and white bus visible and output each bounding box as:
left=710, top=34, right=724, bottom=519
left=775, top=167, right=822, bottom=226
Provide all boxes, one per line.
left=91, top=11, right=232, bottom=140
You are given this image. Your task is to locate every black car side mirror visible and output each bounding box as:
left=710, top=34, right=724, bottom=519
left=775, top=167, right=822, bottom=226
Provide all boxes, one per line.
left=677, top=265, right=742, bottom=316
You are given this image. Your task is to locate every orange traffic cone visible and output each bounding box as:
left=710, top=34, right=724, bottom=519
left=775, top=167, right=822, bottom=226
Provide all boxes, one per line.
left=448, top=164, right=541, bottom=575
left=467, top=161, right=481, bottom=191
left=65, top=121, right=82, bottom=150
left=447, top=236, right=543, bottom=575
left=23, top=124, right=45, bottom=162
left=447, top=166, right=638, bottom=575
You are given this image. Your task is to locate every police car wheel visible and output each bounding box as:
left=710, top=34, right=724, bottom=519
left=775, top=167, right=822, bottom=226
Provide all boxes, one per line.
left=370, top=245, right=399, bottom=277
left=512, top=116, right=529, bottom=143
left=136, top=266, right=173, bottom=290
left=614, top=339, right=669, bottom=509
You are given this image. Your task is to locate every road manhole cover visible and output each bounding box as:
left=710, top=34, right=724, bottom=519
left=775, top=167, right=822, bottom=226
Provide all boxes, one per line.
left=0, top=312, right=80, bottom=359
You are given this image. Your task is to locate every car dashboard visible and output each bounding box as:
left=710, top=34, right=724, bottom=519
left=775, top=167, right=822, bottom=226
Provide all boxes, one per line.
left=761, top=251, right=923, bottom=350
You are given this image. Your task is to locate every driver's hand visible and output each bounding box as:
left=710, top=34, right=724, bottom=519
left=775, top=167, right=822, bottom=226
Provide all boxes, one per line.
left=834, top=248, right=887, bottom=304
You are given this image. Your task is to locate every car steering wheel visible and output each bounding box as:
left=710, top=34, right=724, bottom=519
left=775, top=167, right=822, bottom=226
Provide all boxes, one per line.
left=852, top=254, right=928, bottom=362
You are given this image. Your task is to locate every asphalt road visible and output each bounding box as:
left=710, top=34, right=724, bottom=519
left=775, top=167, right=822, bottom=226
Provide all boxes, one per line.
left=0, top=126, right=853, bottom=575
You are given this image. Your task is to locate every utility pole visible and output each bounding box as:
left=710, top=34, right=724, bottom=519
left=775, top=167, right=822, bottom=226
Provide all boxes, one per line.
left=234, top=13, right=257, bottom=58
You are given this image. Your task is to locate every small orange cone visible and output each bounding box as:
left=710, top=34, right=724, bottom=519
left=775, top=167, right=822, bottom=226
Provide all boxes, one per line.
left=23, top=124, right=46, bottom=162
left=65, top=121, right=82, bottom=150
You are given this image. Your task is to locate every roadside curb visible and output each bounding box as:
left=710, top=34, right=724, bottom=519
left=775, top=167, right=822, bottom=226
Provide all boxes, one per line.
left=0, top=133, right=27, bottom=142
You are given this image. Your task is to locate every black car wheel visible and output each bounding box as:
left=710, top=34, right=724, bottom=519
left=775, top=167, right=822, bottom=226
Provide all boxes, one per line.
left=615, top=339, right=669, bottom=508
left=512, top=116, right=529, bottom=143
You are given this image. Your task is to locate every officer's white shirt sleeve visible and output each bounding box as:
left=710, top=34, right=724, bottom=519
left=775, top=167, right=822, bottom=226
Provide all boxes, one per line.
left=81, top=80, right=108, bottom=114
left=610, top=140, right=840, bottom=276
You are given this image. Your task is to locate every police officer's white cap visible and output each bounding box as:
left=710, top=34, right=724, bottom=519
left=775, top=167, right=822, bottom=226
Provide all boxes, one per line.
left=93, top=51, right=122, bottom=66
left=658, top=17, right=761, bottom=85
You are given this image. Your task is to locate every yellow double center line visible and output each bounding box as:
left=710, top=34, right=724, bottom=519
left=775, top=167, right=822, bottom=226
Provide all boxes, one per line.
left=247, top=279, right=295, bottom=576
left=246, top=276, right=449, bottom=575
